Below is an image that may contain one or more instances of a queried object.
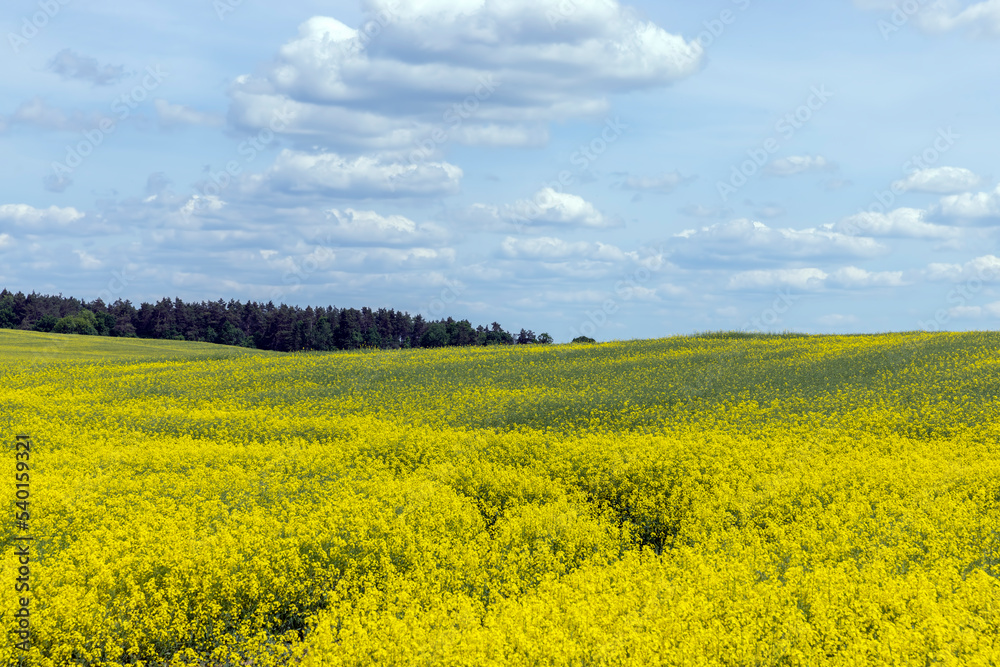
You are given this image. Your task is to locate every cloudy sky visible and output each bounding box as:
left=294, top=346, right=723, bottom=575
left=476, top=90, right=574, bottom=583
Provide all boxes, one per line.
left=2, top=0, right=1000, bottom=341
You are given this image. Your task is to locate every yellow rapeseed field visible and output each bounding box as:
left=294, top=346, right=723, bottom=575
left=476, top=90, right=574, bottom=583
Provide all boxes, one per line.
left=1, top=328, right=998, bottom=665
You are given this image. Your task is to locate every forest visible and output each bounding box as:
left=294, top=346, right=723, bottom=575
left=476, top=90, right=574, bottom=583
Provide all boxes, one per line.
left=0, top=288, right=552, bottom=352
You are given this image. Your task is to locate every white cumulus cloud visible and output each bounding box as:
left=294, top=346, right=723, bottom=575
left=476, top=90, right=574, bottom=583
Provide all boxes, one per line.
left=765, top=155, right=835, bottom=177
left=917, top=0, right=1000, bottom=36
left=453, top=188, right=617, bottom=230
left=728, top=265, right=904, bottom=290
left=73, top=250, right=103, bottom=269
left=854, top=0, right=1000, bottom=37
left=671, top=219, right=885, bottom=266
left=0, top=203, right=85, bottom=228
left=728, top=268, right=828, bottom=290
left=226, top=3, right=703, bottom=152
left=321, top=208, right=448, bottom=246
left=827, top=266, right=905, bottom=288
left=619, top=171, right=696, bottom=194
left=935, top=183, right=1000, bottom=220
left=500, top=236, right=627, bottom=261
left=830, top=208, right=956, bottom=239
left=892, top=166, right=982, bottom=193
left=924, top=254, right=1000, bottom=282
left=249, top=149, right=463, bottom=198
left=154, top=99, right=225, bottom=128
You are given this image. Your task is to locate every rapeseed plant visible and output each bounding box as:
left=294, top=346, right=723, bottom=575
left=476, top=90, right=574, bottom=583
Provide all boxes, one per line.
left=0, top=329, right=996, bottom=665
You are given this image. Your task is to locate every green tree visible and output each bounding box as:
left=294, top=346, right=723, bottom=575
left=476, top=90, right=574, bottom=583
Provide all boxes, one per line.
left=483, top=322, right=514, bottom=345
left=335, top=309, right=364, bottom=350
left=420, top=322, right=449, bottom=348
left=32, top=314, right=58, bottom=332
left=218, top=321, right=244, bottom=347
left=112, top=316, right=137, bottom=338
left=95, top=312, right=115, bottom=336
left=52, top=310, right=99, bottom=335
left=446, top=319, right=477, bottom=346
left=363, top=325, right=382, bottom=348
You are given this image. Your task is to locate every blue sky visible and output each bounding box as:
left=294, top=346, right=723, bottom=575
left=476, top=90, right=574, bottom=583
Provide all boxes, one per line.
left=2, top=0, right=1000, bottom=341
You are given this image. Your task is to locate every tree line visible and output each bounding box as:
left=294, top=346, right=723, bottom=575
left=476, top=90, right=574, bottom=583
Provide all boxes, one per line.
left=0, top=289, right=554, bottom=352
